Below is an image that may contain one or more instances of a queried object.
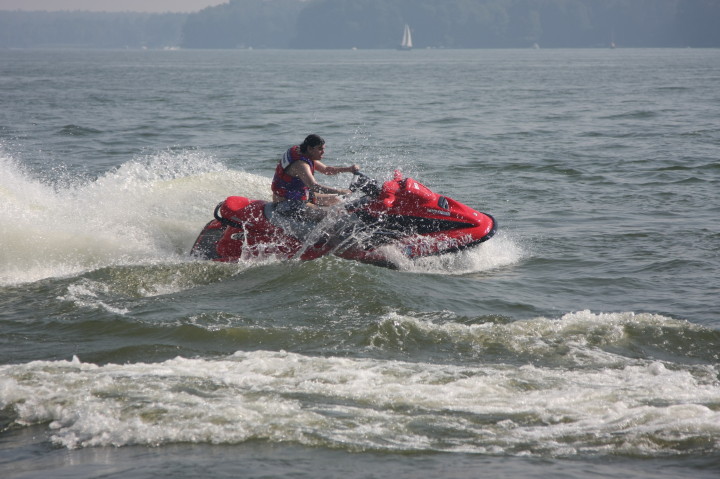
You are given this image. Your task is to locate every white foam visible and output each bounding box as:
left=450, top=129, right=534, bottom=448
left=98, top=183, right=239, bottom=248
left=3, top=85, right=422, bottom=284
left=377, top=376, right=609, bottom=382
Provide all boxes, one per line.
left=1, top=338, right=718, bottom=455
left=391, top=231, right=524, bottom=274
left=0, top=149, right=271, bottom=285
left=371, top=310, right=706, bottom=367
left=58, top=279, right=130, bottom=315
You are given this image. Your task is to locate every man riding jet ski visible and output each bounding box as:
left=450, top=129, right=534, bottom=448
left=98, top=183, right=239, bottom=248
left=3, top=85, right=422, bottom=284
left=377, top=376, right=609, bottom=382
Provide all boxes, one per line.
left=191, top=172, right=497, bottom=269
left=191, top=134, right=496, bottom=268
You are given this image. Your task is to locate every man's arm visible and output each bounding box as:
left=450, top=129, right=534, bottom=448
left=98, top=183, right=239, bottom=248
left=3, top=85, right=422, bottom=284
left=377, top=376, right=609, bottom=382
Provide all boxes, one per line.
left=315, top=160, right=359, bottom=176
left=290, top=161, right=349, bottom=195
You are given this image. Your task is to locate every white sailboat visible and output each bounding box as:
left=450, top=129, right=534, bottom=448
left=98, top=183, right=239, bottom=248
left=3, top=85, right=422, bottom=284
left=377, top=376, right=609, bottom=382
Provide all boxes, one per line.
left=399, top=24, right=412, bottom=50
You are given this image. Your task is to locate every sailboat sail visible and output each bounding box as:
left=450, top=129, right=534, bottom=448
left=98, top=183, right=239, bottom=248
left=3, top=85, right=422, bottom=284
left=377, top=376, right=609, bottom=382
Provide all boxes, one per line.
left=400, top=24, right=413, bottom=50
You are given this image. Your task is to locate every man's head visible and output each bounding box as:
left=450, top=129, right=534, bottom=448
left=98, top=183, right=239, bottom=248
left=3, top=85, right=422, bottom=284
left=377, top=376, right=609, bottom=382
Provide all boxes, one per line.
left=299, top=134, right=325, bottom=154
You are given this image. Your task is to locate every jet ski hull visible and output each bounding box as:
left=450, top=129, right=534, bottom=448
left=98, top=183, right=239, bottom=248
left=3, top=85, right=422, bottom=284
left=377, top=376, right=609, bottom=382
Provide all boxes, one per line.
left=190, top=173, right=496, bottom=268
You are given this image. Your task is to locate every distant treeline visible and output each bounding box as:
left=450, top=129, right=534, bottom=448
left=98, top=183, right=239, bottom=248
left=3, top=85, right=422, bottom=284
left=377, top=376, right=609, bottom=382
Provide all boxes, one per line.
left=1, top=0, right=718, bottom=49
left=0, top=11, right=187, bottom=49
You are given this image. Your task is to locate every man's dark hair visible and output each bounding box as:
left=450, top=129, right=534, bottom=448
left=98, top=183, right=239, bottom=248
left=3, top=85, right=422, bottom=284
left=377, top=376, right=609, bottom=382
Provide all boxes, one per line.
left=299, top=134, right=325, bottom=153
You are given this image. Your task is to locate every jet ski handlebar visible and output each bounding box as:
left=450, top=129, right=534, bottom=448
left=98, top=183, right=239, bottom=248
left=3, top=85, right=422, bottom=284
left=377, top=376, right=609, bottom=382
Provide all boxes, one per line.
left=349, top=172, right=382, bottom=197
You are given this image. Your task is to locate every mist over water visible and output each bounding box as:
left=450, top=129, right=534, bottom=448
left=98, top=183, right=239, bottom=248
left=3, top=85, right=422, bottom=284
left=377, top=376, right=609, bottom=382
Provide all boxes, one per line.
left=1, top=48, right=719, bottom=478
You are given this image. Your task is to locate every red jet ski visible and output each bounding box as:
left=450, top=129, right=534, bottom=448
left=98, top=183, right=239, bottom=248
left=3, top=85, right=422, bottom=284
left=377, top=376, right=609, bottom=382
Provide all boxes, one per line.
left=190, top=171, right=496, bottom=269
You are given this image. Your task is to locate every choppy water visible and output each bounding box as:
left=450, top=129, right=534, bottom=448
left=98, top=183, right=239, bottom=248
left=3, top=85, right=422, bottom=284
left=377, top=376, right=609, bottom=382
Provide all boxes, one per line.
left=1, top=48, right=719, bottom=478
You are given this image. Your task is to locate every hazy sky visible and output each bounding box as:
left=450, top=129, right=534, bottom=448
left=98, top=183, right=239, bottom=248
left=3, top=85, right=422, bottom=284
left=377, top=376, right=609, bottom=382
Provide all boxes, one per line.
left=0, top=1, right=229, bottom=13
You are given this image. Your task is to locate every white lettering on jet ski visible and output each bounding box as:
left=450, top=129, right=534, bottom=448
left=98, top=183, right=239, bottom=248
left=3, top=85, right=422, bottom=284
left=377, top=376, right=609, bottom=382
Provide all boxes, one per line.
left=427, top=209, right=451, bottom=216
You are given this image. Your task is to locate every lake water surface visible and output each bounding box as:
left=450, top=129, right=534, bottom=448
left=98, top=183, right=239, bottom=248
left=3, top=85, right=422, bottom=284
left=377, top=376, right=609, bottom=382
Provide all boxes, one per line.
left=1, top=48, right=719, bottom=478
